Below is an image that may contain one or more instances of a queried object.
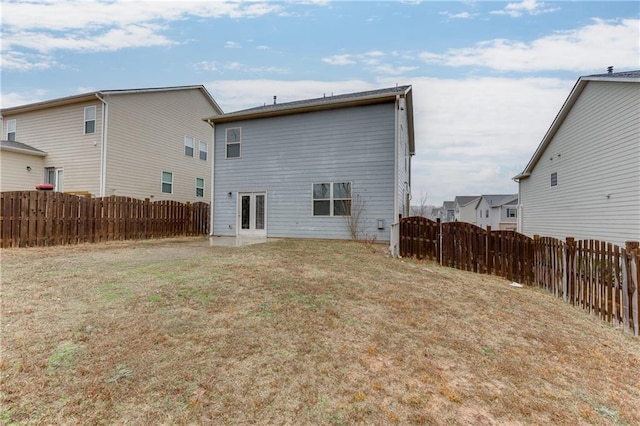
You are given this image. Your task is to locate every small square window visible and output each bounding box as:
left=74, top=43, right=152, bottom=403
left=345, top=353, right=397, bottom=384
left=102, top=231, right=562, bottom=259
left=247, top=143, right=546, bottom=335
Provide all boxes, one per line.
left=184, top=136, right=194, bottom=157
left=84, top=106, right=96, bottom=134
left=226, top=127, right=241, bottom=159
left=551, top=172, right=558, bottom=187
left=507, top=208, right=517, bottom=218
left=162, top=171, right=173, bottom=194
left=196, top=177, right=204, bottom=197
left=199, top=141, right=207, bottom=161
left=7, top=119, right=16, bottom=141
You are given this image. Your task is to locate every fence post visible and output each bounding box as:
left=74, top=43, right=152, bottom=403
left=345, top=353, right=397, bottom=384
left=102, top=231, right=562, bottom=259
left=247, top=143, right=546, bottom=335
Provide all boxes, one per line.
left=436, top=218, right=442, bottom=265
left=485, top=226, right=491, bottom=275
left=625, top=241, right=639, bottom=336
left=565, top=237, right=575, bottom=303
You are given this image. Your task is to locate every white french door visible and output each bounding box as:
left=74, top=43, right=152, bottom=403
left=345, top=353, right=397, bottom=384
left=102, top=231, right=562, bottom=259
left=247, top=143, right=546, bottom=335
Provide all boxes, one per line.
left=237, top=192, right=266, bottom=236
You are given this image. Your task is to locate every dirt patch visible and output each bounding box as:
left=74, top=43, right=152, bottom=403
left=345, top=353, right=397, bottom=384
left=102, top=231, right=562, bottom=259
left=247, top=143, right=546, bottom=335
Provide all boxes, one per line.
left=1, top=237, right=639, bottom=424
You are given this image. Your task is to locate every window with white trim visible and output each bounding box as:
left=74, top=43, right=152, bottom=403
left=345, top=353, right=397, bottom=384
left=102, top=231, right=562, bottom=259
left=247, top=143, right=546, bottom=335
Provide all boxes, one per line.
left=507, top=208, right=517, bottom=218
left=199, top=141, right=207, bottom=161
left=313, top=182, right=351, bottom=216
left=551, top=172, right=558, bottom=187
left=196, top=177, right=204, bottom=198
left=226, top=127, right=241, bottom=159
left=84, top=106, right=96, bottom=134
left=162, top=171, right=173, bottom=194
left=184, top=136, right=194, bottom=157
left=6, top=119, right=16, bottom=141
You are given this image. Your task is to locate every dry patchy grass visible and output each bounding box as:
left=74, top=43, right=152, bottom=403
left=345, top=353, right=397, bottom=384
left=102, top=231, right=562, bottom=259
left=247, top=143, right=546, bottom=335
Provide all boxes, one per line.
left=1, top=237, right=639, bottom=425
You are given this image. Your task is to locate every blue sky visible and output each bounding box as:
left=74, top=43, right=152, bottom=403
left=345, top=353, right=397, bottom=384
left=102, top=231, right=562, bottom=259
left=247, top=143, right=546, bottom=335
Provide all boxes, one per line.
left=1, top=0, right=638, bottom=206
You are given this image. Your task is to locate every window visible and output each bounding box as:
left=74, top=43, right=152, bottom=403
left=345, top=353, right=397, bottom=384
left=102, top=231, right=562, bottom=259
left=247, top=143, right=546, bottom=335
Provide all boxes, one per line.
left=551, top=172, right=558, bottom=187
left=313, top=182, right=351, bottom=216
left=184, top=136, right=194, bottom=157
left=162, top=171, right=173, bottom=194
left=196, top=177, right=204, bottom=198
left=507, top=208, right=517, bottom=218
left=199, top=141, right=207, bottom=161
left=6, top=119, right=16, bottom=141
left=226, top=127, right=241, bottom=158
left=44, top=167, right=63, bottom=191
left=84, top=106, right=96, bottom=134
left=485, top=209, right=489, bottom=218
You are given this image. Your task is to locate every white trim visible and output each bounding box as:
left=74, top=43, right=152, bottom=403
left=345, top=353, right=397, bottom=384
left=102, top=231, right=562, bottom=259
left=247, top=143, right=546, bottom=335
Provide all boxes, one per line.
left=209, top=124, right=215, bottom=235
left=225, top=127, right=241, bottom=159
left=237, top=191, right=267, bottom=236
left=95, top=94, right=108, bottom=197
left=161, top=170, right=173, bottom=194
left=195, top=177, right=205, bottom=198
left=84, top=105, right=96, bottom=134
left=6, top=119, right=16, bottom=141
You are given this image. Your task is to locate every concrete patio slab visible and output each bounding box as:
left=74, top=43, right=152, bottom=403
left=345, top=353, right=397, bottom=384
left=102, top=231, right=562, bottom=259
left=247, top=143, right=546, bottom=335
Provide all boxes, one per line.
left=208, top=236, right=276, bottom=247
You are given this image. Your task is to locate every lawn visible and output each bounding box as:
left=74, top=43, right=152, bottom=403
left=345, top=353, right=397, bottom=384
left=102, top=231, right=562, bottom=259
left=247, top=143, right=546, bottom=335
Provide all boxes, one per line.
left=1, top=237, right=639, bottom=425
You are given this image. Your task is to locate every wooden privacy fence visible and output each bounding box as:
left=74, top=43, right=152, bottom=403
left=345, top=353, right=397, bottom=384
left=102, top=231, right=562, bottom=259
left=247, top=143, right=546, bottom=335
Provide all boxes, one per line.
left=398, top=216, right=640, bottom=336
left=1, top=191, right=210, bottom=248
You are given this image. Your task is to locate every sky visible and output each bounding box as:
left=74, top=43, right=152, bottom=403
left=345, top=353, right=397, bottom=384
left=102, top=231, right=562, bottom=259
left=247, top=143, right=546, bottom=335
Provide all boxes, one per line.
left=1, top=0, right=639, bottom=206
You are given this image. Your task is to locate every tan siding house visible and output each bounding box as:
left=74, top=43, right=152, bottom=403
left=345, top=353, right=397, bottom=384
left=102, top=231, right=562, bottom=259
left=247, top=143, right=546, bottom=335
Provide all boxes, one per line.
left=1, top=86, right=222, bottom=203
left=514, top=70, right=640, bottom=247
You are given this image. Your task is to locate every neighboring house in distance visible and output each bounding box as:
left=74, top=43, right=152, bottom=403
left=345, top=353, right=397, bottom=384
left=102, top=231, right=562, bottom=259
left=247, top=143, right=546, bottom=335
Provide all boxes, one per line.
left=514, top=69, right=640, bottom=247
left=429, top=207, right=441, bottom=221
left=454, top=195, right=480, bottom=223
left=475, top=194, right=518, bottom=231
left=442, top=201, right=456, bottom=222
left=204, top=86, right=414, bottom=241
left=0, top=86, right=222, bottom=203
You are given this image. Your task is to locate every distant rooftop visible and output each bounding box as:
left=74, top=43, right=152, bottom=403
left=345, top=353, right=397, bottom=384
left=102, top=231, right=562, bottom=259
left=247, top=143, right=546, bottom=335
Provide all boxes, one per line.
left=585, top=69, right=640, bottom=79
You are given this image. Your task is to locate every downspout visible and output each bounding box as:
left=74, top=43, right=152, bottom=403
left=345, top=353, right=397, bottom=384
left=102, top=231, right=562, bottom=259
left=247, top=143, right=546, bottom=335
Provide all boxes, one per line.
left=206, top=120, right=216, bottom=236
left=393, top=95, right=400, bottom=221
left=95, top=94, right=108, bottom=197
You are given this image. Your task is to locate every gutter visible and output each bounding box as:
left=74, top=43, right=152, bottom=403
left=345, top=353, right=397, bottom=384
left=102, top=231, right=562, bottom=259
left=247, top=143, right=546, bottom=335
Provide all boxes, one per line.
left=205, top=119, right=216, bottom=235
left=95, top=93, right=108, bottom=197
left=393, top=94, right=400, bottom=220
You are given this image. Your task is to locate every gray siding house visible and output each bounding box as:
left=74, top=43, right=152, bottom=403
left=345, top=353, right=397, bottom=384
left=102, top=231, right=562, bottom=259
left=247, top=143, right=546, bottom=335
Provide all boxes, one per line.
left=514, top=70, right=640, bottom=247
left=204, top=86, right=415, bottom=241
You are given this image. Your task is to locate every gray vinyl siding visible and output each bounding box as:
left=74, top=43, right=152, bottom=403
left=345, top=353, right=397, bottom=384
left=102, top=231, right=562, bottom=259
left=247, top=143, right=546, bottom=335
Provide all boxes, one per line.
left=213, top=103, right=396, bottom=240
left=104, top=90, right=215, bottom=202
left=1, top=101, right=103, bottom=194
left=520, top=81, right=640, bottom=247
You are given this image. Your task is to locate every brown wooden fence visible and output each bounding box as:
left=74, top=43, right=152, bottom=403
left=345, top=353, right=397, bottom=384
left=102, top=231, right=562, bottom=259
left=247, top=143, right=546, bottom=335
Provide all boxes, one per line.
left=398, top=217, right=640, bottom=336
left=0, top=191, right=209, bottom=248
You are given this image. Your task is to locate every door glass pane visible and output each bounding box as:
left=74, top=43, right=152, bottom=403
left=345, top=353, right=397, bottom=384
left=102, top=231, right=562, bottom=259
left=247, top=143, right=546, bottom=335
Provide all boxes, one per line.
left=241, top=195, right=250, bottom=229
left=56, top=170, right=64, bottom=192
left=255, top=195, right=265, bottom=230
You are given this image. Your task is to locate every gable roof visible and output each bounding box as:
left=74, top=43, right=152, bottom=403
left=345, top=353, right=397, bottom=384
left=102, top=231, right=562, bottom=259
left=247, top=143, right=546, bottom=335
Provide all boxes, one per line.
left=1, top=85, right=223, bottom=116
left=204, top=85, right=415, bottom=154
left=514, top=69, right=640, bottom=180
left=454, top=195, right=480, bottom=207
left=0, top=140, right=47, bottom=156
left=476, top=194, right=518, bottom=208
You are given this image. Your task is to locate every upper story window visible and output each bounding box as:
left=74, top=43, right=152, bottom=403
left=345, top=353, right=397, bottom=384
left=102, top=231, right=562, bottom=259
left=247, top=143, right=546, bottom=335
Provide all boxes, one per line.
left=6, top=119, right=16, bottom=141
left=162, top=171, right=173, bottom=194
left=184, top=136, right=194, bottom=157
left=84, top=106, right=96, bottom=134
left=313, top=182, right=351, bottom=216
left=226, top=127, right=241, bottom=159
left=199, top=141, right=207, bottom=161
left=551, top=172, right=558, bottom=187
left=507, top=208, right=517, bottom=218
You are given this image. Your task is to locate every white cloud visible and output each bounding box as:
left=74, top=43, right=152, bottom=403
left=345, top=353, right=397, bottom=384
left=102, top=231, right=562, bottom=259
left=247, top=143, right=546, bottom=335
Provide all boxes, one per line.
left=0, top=89, right=50, bottom=109
left=225, top=41, right=242, bottom=49
left=491, top=0, right=559, bottom=18
left=1, top=0, right=283, bottom=67
left=419, top=18, right=640, bottom=72
left=0, top=51, right=56, bottom=71
left=440, top=11, right=474, bottom=20
left=322, top=54, right=356, bottom=65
